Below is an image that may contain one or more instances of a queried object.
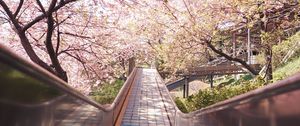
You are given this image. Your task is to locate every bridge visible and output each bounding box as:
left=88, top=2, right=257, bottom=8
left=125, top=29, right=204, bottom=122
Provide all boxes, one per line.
left=1, top=47, right=300, bottom=126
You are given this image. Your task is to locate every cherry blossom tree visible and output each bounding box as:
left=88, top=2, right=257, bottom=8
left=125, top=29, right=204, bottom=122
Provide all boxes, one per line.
left=0, top=0, right=144, bottom=94
left=0, top=0, right=81, bottom=81
left=1, top=0, right=299, bottom=95
left=119, top=0, right=299, bottom=80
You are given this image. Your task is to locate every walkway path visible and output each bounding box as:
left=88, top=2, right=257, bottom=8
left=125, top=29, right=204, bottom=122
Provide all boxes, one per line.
left=121, top=69, right=176, bottom=126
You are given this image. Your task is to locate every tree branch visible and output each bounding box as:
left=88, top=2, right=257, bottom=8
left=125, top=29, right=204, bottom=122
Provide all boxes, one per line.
left=0, top=1, right=54, bottom=74
left=48, top=0, right=58, bottom=11
left=182, top=0, right=195, bottom=23
left=45, top=9, right=67, bottom=81
left=62, top=51, right=91, bottom=78
left=205, top=40, right=259, bottom=75
left=13, top=0, right=24, bottom=18
left=55, top=12, right=60, bottom=55
left=36, top=0, right=46, bottom=14
left=23, top=0, right=77, bottom=31
left=60, top=32, right=92, bottom=39
left=0, top=1, right=22, bottom=30
left=58, top=47, right=94, bottom=56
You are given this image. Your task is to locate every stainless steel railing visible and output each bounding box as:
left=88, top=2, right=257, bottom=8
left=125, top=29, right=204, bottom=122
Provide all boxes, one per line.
left=0, top=45, right=138, bottom=126
left=2, top=43, right=300, bottom=126
left=156, top=68, right=300, bottom=126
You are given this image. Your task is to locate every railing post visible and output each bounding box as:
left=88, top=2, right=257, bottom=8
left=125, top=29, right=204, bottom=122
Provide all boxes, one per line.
left=183, top=83, right=186, bottom=98
left=247, top=28, right=252, bottom=64
left=232, top=32, right=236, bottom=58
left=185, top=76, right=189, bottom=97
left=128, top=57, right=135, bottom=75
left=210, top=73, right=214, bottom=88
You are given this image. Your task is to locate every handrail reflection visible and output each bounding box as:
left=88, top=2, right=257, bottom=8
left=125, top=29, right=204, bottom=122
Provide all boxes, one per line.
left=0, top=45, right=137, bottom=125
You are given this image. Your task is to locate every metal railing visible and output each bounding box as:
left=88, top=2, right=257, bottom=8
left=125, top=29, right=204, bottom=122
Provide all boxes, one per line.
left=0, top=46, right=138, bottom=126
left=156, top=69, right=300, bottom=126
left=2, top=44, right=300, bottom=126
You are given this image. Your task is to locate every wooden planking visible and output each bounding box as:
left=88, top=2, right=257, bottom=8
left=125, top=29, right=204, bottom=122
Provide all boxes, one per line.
left=186, top=64, right=261, bottom=76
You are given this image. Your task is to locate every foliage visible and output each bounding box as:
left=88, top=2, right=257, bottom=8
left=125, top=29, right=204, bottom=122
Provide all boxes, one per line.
left=231, top=74, right=254, bottom=85
left=255, top=53, right=267, bottom=65
left=1, top=0, right=299, bottom=94
left=272, top=32, right=300, bottom=68
left=89, top=79, right=124, bottom=104
left=174, top=97, right=188, bottom=113
left=127, top=0, right=300, bottom=79
left=176, top=76, right=266, bottom=112
left=273, top=55, right=300, bottom=82
left=176, top=53, right=300, bottom=112
left=0, top=0, right=150, bottom=94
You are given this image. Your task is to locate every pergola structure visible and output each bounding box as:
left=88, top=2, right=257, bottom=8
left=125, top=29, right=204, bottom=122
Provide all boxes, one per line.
left=167, top=63, right=261, bottom=98
left=166, top=3, right=300, bottom=97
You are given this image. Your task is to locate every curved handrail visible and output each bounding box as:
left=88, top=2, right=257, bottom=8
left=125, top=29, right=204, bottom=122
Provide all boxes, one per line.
left=0, top=45, right=138, bottom=125
left=103, top=68, right=138, bottom=111
left=186, top=73, right=300, bottom=114
left=3, top=44, right=300, bottom=126
left=156, top=68, right=300, bottom=125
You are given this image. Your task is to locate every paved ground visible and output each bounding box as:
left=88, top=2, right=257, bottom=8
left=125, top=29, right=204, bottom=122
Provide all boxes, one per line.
left=54, top=68, right=176, bottom=126
left=121, top=69, right=175, bottom=126
left=55, top=101, right=103, bottom=126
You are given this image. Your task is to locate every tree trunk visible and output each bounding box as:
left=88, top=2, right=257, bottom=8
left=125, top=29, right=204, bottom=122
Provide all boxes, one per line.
left=265, top=46, right=273, bottom=81
left=45, top=13, right=68, bottom=82
left=18, top=32, right=54, bottom=73
left=0, top=0, right=76, bottom=82
left=206, top=40, right=259, bottom=75
left=19, top=30, right=68, bottom=82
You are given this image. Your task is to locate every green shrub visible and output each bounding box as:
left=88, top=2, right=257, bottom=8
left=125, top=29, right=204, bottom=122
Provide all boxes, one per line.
left=174, top=32, right=300, bottom=113
left=176, top=77, right=265, bottom=112
left=272, top=31, right=300, bottom=68
left=273, top=55, right=300, bottom=82
left=242, top=74, right=253, bottom=81
left=174, top=97, right=188, bottom=113
left=89, top=79, right=124, bottom=104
